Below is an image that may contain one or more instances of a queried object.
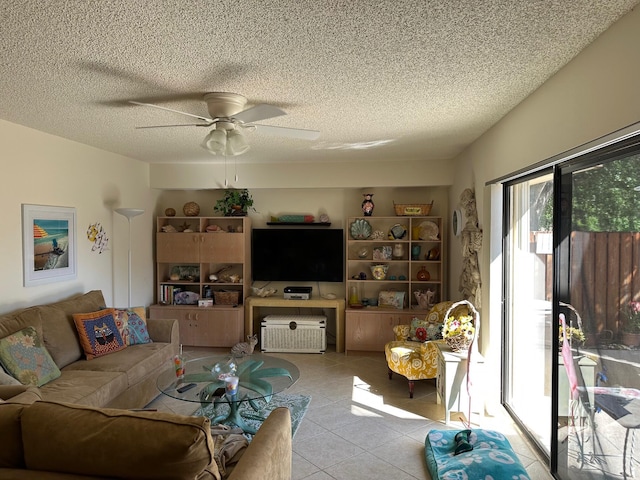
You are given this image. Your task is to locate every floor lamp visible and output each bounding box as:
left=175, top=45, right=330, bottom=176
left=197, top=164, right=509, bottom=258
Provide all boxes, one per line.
left=115, top=208, right=144, bottom=308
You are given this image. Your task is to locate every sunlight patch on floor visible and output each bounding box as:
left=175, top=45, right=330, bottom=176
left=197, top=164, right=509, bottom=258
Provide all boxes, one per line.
left=351, top=375, right=426, bottom=419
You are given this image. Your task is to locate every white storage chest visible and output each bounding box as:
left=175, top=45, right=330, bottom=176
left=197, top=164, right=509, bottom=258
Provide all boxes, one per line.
left=261, top=315, right=326, bottom=353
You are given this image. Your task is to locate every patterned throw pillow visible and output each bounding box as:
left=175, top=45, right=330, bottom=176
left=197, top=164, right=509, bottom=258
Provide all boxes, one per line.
left=0, top=326, right=61, bottom=386
left=410, top=317, right=443, bottom=342
left=410, top=317, right=429, bottom=341
left=73, top=309, right=126, bottom=360
left=111, top=307, right=152, bottom=346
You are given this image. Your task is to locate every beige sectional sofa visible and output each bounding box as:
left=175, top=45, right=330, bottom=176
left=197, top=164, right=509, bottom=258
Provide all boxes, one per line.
left=0, top=291, right=294, bottom=479
left=0, top=290, right=178, bottom=408
left=0, top=388, right=292, bottom=480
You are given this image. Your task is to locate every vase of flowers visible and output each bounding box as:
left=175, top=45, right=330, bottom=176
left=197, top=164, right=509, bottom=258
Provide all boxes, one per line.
left=558, top=324, right=585, bottom=346
left=442, top=301, right=478, bottom=352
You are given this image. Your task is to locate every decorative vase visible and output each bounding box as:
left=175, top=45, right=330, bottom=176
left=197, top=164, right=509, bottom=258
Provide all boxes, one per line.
left=411, top=245, right=421, bottom=260
left=416, top=266, right=430, bottom=281
left=393, top=243, right=404, bottom=259
left=362, top=193, right=375, bottom=216
left=349, top=286, right=360, bottom=305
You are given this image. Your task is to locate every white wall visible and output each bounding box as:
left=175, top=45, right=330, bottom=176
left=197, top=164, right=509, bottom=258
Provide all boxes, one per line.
left=0, top=120, right=155, bottom=314
left=449, top=6, right=640, bottom=412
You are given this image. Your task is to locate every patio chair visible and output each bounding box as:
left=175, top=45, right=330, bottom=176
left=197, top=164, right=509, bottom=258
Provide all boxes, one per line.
left=560, top=307, right=640, bottom=479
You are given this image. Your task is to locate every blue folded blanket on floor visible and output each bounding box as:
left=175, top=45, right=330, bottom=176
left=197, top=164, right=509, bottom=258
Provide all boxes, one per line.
left=425, top=429, right=531, bottom=480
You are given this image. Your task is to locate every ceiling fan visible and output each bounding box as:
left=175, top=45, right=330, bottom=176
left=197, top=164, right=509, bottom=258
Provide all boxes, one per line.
left=130, top=92, right=320, bottom=156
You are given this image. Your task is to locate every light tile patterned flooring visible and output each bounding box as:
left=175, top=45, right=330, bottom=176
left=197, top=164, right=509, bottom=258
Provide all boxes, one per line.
left=148, top=346, right=553, bottom=480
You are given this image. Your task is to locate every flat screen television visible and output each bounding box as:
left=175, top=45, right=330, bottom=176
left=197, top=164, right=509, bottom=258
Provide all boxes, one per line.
left=251, top=228, right=344, bottom=283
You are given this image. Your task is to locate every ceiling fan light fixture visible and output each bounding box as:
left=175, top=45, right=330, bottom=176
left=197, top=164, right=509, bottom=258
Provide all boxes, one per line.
left=201, top=128, right=227, bottom=155
left=226, top=129, right=250, bottom=156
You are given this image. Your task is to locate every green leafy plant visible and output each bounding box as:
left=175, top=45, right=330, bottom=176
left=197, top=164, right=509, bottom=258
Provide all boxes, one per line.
left=214, top=188, right=255, bottom=216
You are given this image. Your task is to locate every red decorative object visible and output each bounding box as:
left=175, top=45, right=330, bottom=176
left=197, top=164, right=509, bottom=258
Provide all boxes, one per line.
left=417, top=266, right=430, bottom=281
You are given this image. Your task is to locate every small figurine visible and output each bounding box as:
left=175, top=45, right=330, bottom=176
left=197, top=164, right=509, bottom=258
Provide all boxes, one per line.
left=362, top=193, right=375, bottom=216
left=231, top=334, right=258, bottom=357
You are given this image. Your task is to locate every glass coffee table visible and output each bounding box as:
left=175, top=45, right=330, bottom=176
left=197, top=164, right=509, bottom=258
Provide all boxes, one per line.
left=157, top=353, right=299, bottom=433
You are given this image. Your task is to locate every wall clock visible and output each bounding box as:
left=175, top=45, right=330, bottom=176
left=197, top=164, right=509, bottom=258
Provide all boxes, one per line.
left=452, top=209, right=463, bottom=237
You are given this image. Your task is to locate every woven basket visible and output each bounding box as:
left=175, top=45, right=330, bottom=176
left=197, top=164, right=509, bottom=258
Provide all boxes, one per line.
left=183, top=201, right=200, bottom=216
left=445, top=334, right=472, bottom=352
left=214, top=290, right=240, bottom=305
left=393, top=202, right=433, bottom=216
left=442, top=300, right=479, bottom=352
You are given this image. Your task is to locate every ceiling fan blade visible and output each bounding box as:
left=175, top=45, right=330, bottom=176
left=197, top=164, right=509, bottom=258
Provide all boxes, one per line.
left=136, top=123, right=213, bottom=129
left=251, top=123, right=320, bottom=140
left=234, top=104, right=286, bottom=123
left=129, top=101, right=213, bottom=123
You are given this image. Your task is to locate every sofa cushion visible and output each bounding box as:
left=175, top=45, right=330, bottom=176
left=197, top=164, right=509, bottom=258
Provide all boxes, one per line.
left=0, top=326, right=61, bottom=386
left=112, top=306, right=152, bottom=345
left=73, top=309, right=127, bottom=360
left=38, top=369, right=129, bottom=407
left=0, top=307, right=43, bottom=343
left=40, top=290, right=106, bottom=368
left=63, top=341, right=172, bottom=387
left=0, top=402, right=28, bottom=468
left=21, top=401, right=218, bottom=480
left=0, top=385, right=43, bottom=404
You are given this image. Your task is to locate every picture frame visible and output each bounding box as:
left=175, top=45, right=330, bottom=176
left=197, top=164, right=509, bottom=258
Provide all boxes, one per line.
left=22, top=204, right=77, bottom=286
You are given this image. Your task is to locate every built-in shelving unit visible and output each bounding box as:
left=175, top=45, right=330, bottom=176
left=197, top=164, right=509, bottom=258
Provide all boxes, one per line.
left=344, top=215, right=445, bottom=352
left=148, top=216, right=250, bottom=347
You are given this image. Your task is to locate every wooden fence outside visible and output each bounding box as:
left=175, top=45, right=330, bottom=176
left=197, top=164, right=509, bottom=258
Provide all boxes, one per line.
left=569, top=231, right=640, bottom=337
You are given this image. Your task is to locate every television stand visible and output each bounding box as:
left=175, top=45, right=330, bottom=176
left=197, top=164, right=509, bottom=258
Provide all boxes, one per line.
left=245, top=296, right=345, bottom=353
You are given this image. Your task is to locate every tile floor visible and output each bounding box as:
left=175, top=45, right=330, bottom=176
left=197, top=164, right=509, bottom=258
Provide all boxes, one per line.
left=148, top=346, right=554, bottom=480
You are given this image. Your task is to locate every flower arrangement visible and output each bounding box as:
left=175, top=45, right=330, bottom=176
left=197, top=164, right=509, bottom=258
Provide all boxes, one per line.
left=558, top=324, right=585, bottom=345
left=442, top=314, right=475, bottom=340
left=622, top=301, right=640, bottom=333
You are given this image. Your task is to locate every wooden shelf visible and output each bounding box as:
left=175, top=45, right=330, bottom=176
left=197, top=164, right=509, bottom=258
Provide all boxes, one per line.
left=266, top=222, right=331, bottom=226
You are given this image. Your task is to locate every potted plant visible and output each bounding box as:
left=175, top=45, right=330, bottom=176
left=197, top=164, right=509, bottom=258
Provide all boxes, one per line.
left=621, top=301, right=640, bottom=346
left=214, top=188, right=255, bottom=216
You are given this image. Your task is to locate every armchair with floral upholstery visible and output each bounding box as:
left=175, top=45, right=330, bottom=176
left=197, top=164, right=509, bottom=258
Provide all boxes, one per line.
left=385, top=301, right=471, bottom=398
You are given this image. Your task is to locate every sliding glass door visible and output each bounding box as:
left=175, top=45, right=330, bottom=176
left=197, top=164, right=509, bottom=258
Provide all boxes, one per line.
left=503, top=171, right=554, bottom=454
left=554, top=147, right=640, bottom=480
left=503, top=136, right=640, bottom=480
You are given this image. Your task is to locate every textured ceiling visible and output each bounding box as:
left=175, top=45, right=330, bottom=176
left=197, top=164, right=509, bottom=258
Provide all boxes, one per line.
left=1, top=1, right=638, bottom=166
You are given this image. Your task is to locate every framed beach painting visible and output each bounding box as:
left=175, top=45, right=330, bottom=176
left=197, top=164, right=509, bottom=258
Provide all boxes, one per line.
left=22, top=204, right=77, bottom=286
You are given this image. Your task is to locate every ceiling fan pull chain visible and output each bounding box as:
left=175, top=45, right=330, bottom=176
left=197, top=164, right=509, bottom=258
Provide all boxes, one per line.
left=224, top=153, right=228, bottom=187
